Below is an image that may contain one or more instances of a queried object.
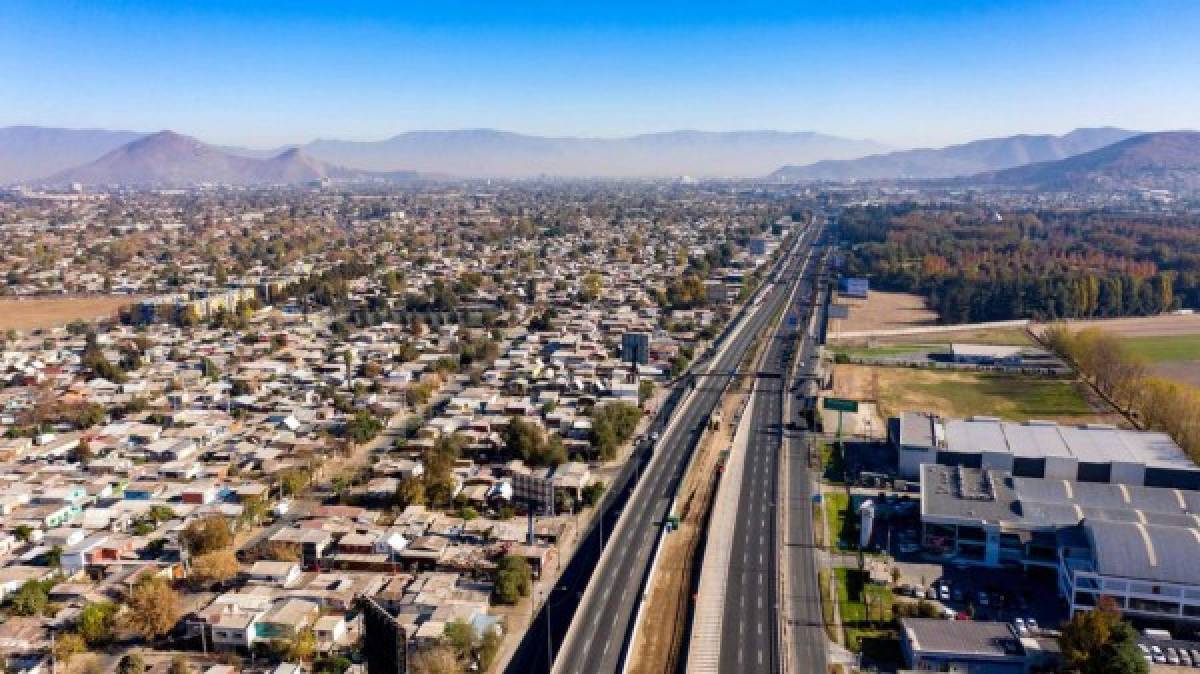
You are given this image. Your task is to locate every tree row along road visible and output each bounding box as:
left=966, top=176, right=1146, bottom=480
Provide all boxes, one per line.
left=522, top=224, right=820, bottom=674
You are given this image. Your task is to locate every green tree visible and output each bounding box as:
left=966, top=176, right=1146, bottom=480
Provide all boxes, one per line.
left=8, top=579, right=49, bottom=616
left=1060, top=597, right=1147, bottom=674
left=344, top=410, right=384, bottom=444
left=77, top=601, right=120, bottom=645
left=493, top=555, right=532, bottom=605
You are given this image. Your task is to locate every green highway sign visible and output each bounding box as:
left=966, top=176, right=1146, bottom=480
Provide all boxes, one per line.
left=823, top=397, right=859, bottom=413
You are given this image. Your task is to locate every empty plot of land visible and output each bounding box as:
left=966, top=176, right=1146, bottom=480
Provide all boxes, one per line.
left=1039, top=314, right=1200, bottom=338
left=1120, top=334, right=1200, bottom=387
left=830, top=364, right=1119, bottom=425
left=0, top=296, right=138, bottom=332
left=829, top=291, right=937, bottom=334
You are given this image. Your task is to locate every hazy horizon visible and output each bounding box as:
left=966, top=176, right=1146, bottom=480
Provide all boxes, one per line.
left=3, top=1, right=1199, bottom=149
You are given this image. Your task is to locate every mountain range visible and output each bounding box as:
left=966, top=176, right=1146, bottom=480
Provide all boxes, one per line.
left=43, top=131, right=418, bottom=187
left=965, top=131, right=1200, bottom=192
left=298, top=129, right=889, bottom=178
left=6, top=124, right=1198, bottom=189
left=0, top=126, right=145, bottom=183
left=768, top=127, right=1139, bottom=181
left=1, top=126, right=888, bottom=183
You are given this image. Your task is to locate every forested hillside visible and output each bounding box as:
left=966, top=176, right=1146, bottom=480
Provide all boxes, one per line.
left=839, top=204, right=1200, bottom=322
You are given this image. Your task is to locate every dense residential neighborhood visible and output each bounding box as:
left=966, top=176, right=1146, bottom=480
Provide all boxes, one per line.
left=0, top=183, right=797, bottom=674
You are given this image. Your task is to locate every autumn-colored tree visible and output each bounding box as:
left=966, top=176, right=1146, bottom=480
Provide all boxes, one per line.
left=189, top=549, right=239, bottom=587
left=123, top=576, right=181, bottom=640
left=410, top=644, right=464, bottom=674
left=180, top=516, right=233, bottom=555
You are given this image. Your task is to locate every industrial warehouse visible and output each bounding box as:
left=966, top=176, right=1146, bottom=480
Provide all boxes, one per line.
left=894, top=412, right=1199, bottom=489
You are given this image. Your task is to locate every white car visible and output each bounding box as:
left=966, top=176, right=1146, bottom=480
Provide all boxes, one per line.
left=274, top=499, right=291, bottom=516
left=1026, top=618, right=1038, bottom=632
left=1168, top=648, right=1182, bottom=666
left=1013, top=618, right=1028, bottom=635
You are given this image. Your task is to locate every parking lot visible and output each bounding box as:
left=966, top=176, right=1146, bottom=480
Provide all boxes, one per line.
left=849, top=490, right=1066, bottom=630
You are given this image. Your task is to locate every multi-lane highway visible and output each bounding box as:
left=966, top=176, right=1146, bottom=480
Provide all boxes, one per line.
left=784, top=245, right=833, bottom=673
left=511, top=223, right=821, bottom=674
left=719, top=234, right=828, bottom=673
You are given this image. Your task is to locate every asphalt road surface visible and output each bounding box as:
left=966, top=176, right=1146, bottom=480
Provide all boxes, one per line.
left=718, top=237, right=826, bottom=673
left=509, top=225, right=821, bottom=674
left=785, top=247, right=832, bottom=673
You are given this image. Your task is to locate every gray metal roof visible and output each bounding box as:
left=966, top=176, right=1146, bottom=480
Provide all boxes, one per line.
left=920, top=465, right=1200, bottom=531
left=902, top=618, right=1024, bottom=657
left=922, top=417, right=1194, bottom=470
left=1084, top=519, right=1200, bottom=585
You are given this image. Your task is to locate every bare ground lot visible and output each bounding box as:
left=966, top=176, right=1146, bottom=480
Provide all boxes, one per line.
left=0, top=295, right=140, bottom=332
left=1034, top=314, right=1200, bottom=338
left=829, top=291, right=937, bottom=334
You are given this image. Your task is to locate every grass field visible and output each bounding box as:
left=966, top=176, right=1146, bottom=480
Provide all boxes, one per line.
left=835, top=567, right=899, bottom=658
left=832, top=364, right=1113, bottom=424
left=1121, top=335, right=1200, bottom=362
left=823, top=491, right=857, bottom=550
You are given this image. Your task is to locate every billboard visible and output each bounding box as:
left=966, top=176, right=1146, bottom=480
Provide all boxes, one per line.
left=839, top=277, right=869, bottom=299
left=621, top=332, right=650, bottom=365
left=512, top=472, right=556, bottom=515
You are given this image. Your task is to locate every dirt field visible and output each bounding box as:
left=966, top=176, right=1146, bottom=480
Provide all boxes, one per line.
left=829, top=291, right=937, bottom=334
left=833, top=325, right=1034, bottom=349
left=1036, top=314, right=1200, bottom=338
left=829, top=364, right=1122, bottom=426
left=0, top=296, right=139, bottom=332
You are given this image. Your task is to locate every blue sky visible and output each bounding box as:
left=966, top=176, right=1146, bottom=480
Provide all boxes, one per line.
left=2, top=1, right=1198, bottom=148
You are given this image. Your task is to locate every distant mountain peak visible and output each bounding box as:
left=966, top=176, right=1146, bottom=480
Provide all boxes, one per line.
left=39, top=129, right=411, bottom=187
left=769, top=127, right=1140, bottom=182
left=966, top=130, right=1200, bottom=192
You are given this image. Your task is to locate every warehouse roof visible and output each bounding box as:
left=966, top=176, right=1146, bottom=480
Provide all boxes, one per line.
left=920, top=464, right=1200, bottom=530
left=899, top=414, right=1193, bottom=470
left=1084, top=519, right=1200, bottom=585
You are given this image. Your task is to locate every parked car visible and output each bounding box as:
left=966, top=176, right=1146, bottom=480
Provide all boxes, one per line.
left=1167, top=647, right=1181, bottom=666
left=1026, top=618, right=1038, bottom=632
left=1190, top=649, right=1200, bottom=667
left=1014, top=618, right=1028, bottom=636
left=1138, top=643, right=1152, bottom=663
